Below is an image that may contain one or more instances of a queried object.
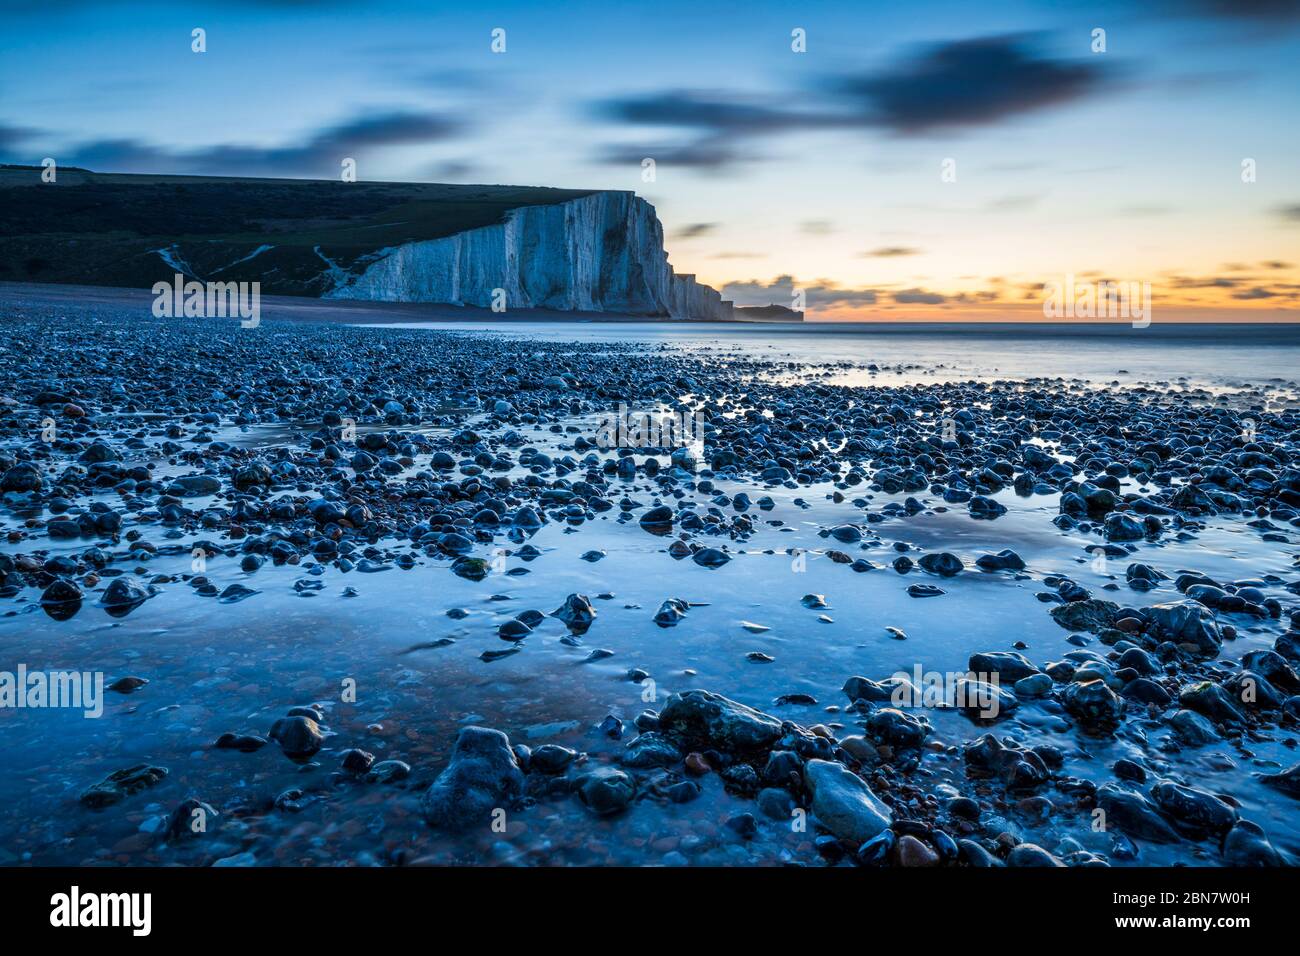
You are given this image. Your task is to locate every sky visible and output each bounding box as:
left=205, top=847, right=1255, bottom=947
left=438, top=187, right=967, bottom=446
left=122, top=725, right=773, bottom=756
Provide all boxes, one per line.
left=2, top=0, right=1299, bottom=320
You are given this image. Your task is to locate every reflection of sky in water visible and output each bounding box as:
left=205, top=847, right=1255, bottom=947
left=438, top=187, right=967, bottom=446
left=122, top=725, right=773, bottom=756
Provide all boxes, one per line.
left=369, top=322, right=1300, bottom=394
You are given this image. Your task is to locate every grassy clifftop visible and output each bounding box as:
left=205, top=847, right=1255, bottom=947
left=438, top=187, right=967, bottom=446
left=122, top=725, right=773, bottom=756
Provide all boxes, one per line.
left=0, top=166, right=598, bottom=295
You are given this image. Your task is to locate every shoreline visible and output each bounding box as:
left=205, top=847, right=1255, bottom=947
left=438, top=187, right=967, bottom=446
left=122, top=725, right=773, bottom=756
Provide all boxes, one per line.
left=3, top=281, right=1298, bottom=334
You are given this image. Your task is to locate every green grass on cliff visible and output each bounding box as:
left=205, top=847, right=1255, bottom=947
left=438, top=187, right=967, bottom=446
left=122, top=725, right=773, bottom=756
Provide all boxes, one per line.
left=0, top=166, right=598, bottom=295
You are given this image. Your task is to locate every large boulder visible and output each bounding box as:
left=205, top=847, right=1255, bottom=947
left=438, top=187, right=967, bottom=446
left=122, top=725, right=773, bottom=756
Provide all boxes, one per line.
left=1104, top=512, right=1144, bottom=541
left=552, top=593, right=597, bottom=633
left=962, top=734, right=1050, bottom=791
left=621, top=732, right=682, bottom=769
left=1062, top=680, right=1124, bottom=735
left=421, top=726, right=524, bottom=829
left=1050, top=599, right=1120, bottom=634
left=1145, top=601, right=1223, bottom=656
left=1, top=462, right=42, bottom=493
left=1258, top=763, right=1300, bottom=798
left=1096, top=784, right=1179, bottom=843
left=657, top=690, right=783, bottom=754
left=575, top=766, right=635, bottom=816
left=167, top=474, right=223, bottom=497
left=804, top=759, right=892, bottom=845
left=968, top=651, right=1039, bottom=683
left=1178, top=681, right=1246, bottom=726
left=864, top=708, right=931, bottom=749
left=1150, top=781, right=1237, bottom=838
left=1222, top=820, right=1284, bottom=866
left=268, top=716, right=324, bottom=760
left=918, top=552, right=964, bottom=576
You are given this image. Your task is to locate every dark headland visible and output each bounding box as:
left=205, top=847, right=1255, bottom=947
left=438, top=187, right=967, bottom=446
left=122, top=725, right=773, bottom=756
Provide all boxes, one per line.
left=0, top=165, right=746, bottom=321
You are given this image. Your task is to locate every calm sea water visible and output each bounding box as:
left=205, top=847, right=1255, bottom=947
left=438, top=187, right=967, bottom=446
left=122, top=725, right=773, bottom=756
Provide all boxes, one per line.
left=370, top=321, right=1300, bottom=392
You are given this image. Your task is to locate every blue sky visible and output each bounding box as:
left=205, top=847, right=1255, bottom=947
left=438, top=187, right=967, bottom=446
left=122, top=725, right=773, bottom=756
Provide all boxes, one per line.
left=2, top=0, right=1298, bottom=318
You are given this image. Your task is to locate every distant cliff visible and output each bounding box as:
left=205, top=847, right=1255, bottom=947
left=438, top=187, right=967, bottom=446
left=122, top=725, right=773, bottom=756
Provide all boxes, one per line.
left=326, top=191, right=732, bottom=321
left=0, top=167, right=733, bottom=320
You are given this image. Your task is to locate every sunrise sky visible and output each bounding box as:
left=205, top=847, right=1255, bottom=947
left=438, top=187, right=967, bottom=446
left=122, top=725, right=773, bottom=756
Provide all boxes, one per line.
left=2, top=0, right=1298, bottom=319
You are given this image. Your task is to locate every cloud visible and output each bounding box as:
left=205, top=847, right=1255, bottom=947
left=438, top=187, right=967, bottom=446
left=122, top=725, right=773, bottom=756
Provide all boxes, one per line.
left=861, top=246, right=921, bottom=257
left=893, top=288, right=946, bottom=304
left=597, top=139, right=744, bottom=171
left=0, top=124, right=39, bottom=151
left=594, top=90, right=832, bottom=135
left=311, top=112, right=464, bottom=151
left=590, top=90, right=833, bottom=171
left=425, top=158, right=482, bottom=181
left=1168, top=275, right=1239, bottom=288
left=1173, top=0, right=1300, bottom=21
left=721, top=274, right=880, bottom=310
left=1277, top=203, right=1300, bottom=221
left=1162, top=272, right=1299, bottom=301
left=45, top=110, right=467, bottom=177
left=672, top=222, right=718, bottom=239
left=833, top=35, right=1108, bottom=134
left=589, top=36, right=1113, bottom=170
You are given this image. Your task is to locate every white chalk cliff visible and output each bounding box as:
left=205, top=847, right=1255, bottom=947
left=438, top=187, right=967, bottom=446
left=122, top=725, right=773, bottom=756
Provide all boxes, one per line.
left=324, top=190, right=733, bottom=321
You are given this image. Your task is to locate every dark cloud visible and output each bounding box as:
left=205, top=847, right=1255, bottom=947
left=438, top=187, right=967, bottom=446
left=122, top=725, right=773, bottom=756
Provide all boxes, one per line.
left=1263, top=260, right=1293, bottom=269
left=834, top=35, right=1107, bottom=134
left=591, top=90, right=833, bottom=171
left=0, top=124, right=39, bottom=151
left=590, top=35, right=1113, bottom=170
left=313, top=112, right=463, bottom=151
left=1175, top=0, right=1300, bottom=20
left=595, top=90, right=833, bottom=135
left=1161, top=272, right=1299, bottom=301
left=672, top=222, right=718, bottom=239
left=950, top=290, right=1002, bottom=304
left=1168, top=275, right=1238, bottom=288
left=56, top=110, right=467, bottom=177
left=893, top=288, right=946, bottom=304
left=61, top=138, right=172, bottom=170
left=425, top=159, right=482, bottom=181
left=597, top=139, right=743, bottom=171
left=597, top=36, right=1106, bottom=139
left=861, top=246, right=921, bottom=257
left=721, top=275, right=880, bottom=310
left=1278, top=203, right=1300, bottom=221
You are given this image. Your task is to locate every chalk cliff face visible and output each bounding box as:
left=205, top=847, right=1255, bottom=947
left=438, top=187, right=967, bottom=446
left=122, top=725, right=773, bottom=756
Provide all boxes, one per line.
left=324, top=191, right=733, bottom=321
